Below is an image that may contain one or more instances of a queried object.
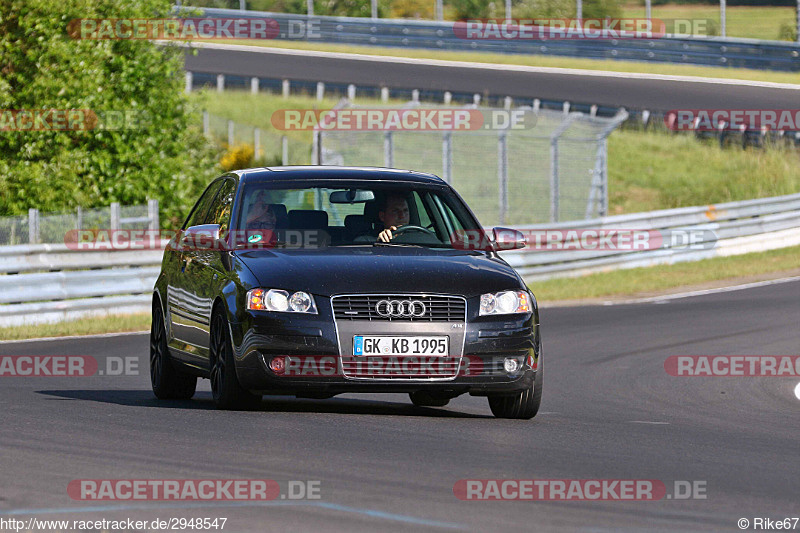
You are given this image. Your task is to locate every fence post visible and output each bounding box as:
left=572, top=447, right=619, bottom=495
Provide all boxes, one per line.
left=549, top=137, right=559, bottom=223
left=443, top=91, right=452, bottom=105
left=28, top=208, right=39, bottom=244
left=282, top=135, right=289, bottom=165
left=381, top=87, right=389, bottom=103
left=185, top=71, right=193, bottom=94
left=202, top=110, right=209, bottom=137
left=282, top=79, right=290, bottom=99
left=316, top=82, right=325, bottom=101
left=254, top=127, right=261, bottom=159
left=504, top=96, right=512, bottom=109
left=227, top=119, right=234, bottom=147
left=412, top=89, right=419, bottom=103
left=251, top=76, right=259, bottom=94
left=312, top=130, right=321, bottom=164
left=76, top=206, right=83, bottom=231
left=435, top=0, right=443, bottom=20
left=601, top=138, right=609, bottom=217
left=473, top=93, right=481, bottom=106
left=497, top=130, right=508, bottom=225
left=148, top=199, right=159, bottom=231
left=442, top=131, right=452, bottom=184
left=110, top=202, right=121, bottom=231
left=347, top=84, right=356, bottom=100
left=216, top=74, right=224, bottom=92
left=384, top=131, right=394, bottom=167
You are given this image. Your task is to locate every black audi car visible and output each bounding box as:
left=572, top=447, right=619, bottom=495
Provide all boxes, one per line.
left=151, top=166, right=542, bottom=419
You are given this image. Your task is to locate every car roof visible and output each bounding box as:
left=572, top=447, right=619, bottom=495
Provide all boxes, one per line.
left=235, top=166, right=446, bottom=185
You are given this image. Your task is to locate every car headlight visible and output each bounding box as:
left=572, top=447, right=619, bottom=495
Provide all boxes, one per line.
left=246, top=288, right=317, bottom=314
left=479, top=290, right=531, bottom=316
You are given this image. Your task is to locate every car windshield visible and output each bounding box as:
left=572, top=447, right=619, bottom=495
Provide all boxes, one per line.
left=235, top=182, right=481, bottom=248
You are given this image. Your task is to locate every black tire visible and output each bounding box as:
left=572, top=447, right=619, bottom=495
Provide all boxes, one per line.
left=488, top=355, right=543, bottom=420
left=409, top=391, right=450, bottom=408
left=209, top=309, right=261, bottom=410
left=150, top=303, right=197, bottom=400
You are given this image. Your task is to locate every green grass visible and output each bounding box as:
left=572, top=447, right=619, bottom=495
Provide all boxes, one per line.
left=207, top=40, right=800, bottom=86
left=621, top=3, right=797, bottom=41
left=529, top=244, right=800, bottom=301
left=0, top=313, right=151, bottom=342
left=607, top=129, right=800, bottom=213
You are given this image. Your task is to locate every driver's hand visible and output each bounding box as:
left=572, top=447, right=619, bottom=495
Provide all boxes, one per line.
left=378, top=226, right=398, bottom=243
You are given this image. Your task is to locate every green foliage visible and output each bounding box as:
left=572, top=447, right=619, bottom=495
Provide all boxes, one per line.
left=777, top=21, right=797, bottom=40
left=514, top=0, right=622, bottom=19
left=0, top=0, right=221, bottom=228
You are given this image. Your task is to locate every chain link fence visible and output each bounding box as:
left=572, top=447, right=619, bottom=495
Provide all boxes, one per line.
left=0, top=202, right=158, bottom=246
left=204, top=111, right=310, bottom=165
left=317, top=102, right=627, bottom=226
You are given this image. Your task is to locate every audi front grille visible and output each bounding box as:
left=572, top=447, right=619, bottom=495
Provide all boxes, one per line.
left=331, top=294, right=466, bottom=322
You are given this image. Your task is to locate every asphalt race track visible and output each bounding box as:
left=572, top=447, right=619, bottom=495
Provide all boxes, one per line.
left=1, top=279, right=798, bottom=532
left=184, top=45, right=800, bottom=112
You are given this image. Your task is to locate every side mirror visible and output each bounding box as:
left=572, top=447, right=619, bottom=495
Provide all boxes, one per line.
left=492, top=227, right=527, bottom=251
left=181, top=224, right=224, bottom=251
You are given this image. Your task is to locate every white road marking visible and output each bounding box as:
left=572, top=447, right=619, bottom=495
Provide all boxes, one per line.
left=609, top=275, right=800, bottom=305
left=629, top=421, right=670, bottom=425
left=180, top=41, right=800, bottom=91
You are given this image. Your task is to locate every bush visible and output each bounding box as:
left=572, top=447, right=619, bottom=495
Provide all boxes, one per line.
left=0, top=0, right=221, bottom=228
left=778, top=21, right=797, bottom=41
left=514, top=0, right=622, bottom=19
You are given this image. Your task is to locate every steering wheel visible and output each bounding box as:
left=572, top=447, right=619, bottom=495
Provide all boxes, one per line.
left=392, top=224, right=438, bottom=237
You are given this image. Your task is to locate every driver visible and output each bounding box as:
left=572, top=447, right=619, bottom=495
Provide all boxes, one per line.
left=377, top=193, right=410, bottom=242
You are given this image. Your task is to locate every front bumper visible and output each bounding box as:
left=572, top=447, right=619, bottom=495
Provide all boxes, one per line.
left=232, top=298, right=539, bottom=397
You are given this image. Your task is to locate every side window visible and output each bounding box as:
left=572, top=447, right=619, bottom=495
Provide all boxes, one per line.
left=184, top=181, right=223, bottom=229
left=205, top=179, right=236, bottom=232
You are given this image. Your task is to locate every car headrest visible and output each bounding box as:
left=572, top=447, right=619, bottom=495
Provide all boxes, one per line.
left=287, top=209, right=328, bottom=230
left=344, top=214, right=371, bottom=235
left=362, top=200, right=382, bottom=231
left=269, top=203, right=288, bottom=228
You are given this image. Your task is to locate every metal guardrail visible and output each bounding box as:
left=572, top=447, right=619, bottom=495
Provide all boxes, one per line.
left=1, top=193, right=799, bottom=326
left=189, top=7, right=800, bottom=71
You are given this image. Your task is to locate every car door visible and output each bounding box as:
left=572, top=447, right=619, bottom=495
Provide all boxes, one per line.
left=181, top=178, right=237, bottom=366
left=166, top=179, right=223, bottom=360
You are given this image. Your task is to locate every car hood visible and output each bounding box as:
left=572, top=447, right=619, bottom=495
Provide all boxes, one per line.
left=234, top=246, right=523, bottom=298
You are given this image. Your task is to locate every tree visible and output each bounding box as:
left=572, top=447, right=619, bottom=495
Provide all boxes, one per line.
left=0, top=0, right=220, bottom=227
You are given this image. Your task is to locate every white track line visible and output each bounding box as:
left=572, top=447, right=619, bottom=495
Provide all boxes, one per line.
left=0, top=330, right=148, bottom=345
left=184, top=41, right=800, bottom=91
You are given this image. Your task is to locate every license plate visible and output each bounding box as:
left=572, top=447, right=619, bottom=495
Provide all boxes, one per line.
left=353, top=335, right=448, bottom=356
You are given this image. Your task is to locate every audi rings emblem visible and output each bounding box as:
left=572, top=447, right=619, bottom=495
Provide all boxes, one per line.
left=375, top=299, right=427, bottom=318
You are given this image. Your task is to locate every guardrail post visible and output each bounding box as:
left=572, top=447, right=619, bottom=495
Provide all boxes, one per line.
left=473, top=93, right=480, bottom=106
left=202, top=110, right=209, bottom=137
left=282, top=135, right=289, bottom=165
left=590, top=105, right=597, bottom=117
left=411, top=89, right=419, bottom=103
left=216, top=74, right=224, bottom=92
left=148, top=199, right=159, bottom=231
left=444, top=91, right=452, bottom=105
left=184, top=71, right=193, bottom=94
left=504, top=96, right=512, bottom=109
left=533, top=99, right=540, bottom=112
left=347, top=84, right=356, bottom=100
left=254, top=127, right=261, bottom=159
left=227, top=119, right=235, bottom=146
left=498, top=130, right=508, bottom=225
left=250, top=77, right=259, bottom=94
left=282, top=79, right=290, bottom=99
left=316, top=82, right=325, bottom=101
left=563, top=101, right=570, bottom=115
left=442, top=131, right=452, bottom=184
left=381, top=87, right=389, bottom=103
left=28, top=208, right=39, bottom=244
left=384, top=131, right=394, bottom=168
left=110, top=203, right=121, bottom=231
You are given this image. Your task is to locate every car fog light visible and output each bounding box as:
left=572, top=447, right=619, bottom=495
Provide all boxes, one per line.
left=269, top=356, right=286, bottom=374
left=504, top=358, right=519, bottom=373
